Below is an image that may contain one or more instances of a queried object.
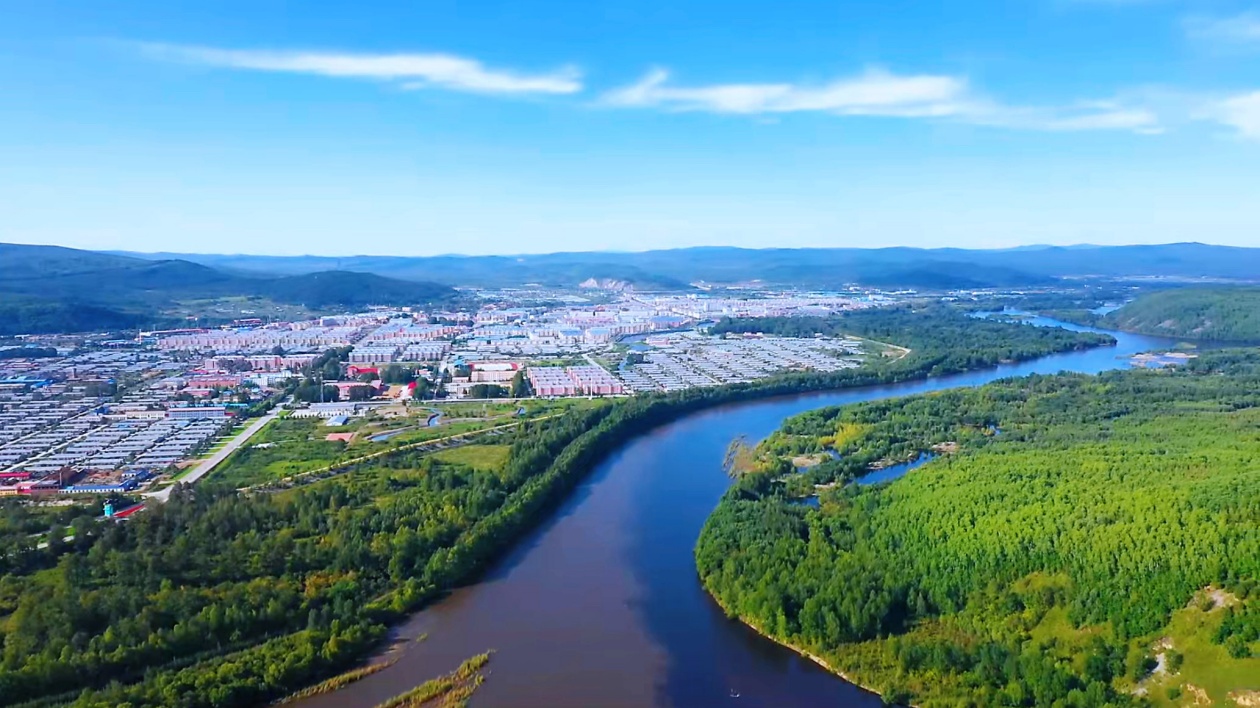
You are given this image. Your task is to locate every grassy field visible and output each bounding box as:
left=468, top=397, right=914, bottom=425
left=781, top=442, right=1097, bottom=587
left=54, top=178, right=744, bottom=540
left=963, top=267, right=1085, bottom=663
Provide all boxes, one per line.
left=208, top=402, right=576, bottom=488
left=1135, top=590, right=1260, bottom=706
left=430, top=444, right=512, bottom=472
left=428, top=401, right=522, bottom=418
left=208, top=398, right=613, bottom=488
left=207, top=417, right=354, bottom=487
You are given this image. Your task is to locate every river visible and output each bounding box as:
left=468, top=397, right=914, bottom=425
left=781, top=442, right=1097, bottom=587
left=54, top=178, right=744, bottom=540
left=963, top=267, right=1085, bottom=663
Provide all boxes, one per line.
left=297, top=317, right=1181, bottom=708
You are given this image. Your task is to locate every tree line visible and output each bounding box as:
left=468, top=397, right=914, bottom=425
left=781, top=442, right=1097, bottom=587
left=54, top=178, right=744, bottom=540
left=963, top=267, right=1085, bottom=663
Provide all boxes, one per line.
left=0, top=305, right=1115, bottom=706
left=696, top=349, right=1260, bottom=705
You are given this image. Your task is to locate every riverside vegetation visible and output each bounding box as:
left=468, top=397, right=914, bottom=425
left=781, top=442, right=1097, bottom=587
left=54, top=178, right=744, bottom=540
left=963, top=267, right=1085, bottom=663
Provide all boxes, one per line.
left=1101, top=287, right=1260, bottom=342
left=0, top=306, right=1113, bottom=706
left=979, top=286, right=1260, bottom=343
left=371, top=651, right=492, bottom=708
left=696, top=349, right=1260, bottom=706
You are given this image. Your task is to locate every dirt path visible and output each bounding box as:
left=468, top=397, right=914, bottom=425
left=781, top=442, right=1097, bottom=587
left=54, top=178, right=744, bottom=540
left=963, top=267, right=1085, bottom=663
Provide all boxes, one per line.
left=241, top=414, right=560, bottom=492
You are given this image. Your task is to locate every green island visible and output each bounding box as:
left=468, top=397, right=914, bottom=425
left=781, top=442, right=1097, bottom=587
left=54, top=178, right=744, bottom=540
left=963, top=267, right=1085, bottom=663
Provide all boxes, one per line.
left=0, top=306, right=1116, bottom=706
left=696, top=349, right=1260, bottom=706
left=370, top=651, right=492, bottom=708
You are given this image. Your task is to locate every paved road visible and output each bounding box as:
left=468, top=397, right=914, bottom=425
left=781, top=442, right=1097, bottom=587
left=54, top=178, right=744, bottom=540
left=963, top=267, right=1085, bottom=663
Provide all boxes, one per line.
left=146, top=402, right=285, bottom=503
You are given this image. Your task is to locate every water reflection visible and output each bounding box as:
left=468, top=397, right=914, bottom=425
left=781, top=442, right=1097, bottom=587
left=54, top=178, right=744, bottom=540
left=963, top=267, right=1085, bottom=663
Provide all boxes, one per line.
left=296, top=318, right=1182, bottom=708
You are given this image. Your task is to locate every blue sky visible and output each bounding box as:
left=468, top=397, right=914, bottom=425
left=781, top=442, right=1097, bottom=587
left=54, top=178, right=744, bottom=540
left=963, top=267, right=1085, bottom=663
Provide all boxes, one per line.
left=1, top=0, right=1258, bottom=256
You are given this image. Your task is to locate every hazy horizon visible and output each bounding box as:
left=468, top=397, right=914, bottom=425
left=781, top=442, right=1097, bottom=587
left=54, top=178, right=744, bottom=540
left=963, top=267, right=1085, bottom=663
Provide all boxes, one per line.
left=4, top=238, right=1251, bottom=260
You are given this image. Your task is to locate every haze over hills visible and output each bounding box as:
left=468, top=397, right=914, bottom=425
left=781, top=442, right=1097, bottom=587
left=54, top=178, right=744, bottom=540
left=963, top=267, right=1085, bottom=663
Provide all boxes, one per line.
left=1, top=244, right=454, bottom=307
left=110, top=242, right=1260, bottom=289
left=9, top=240, right=1260, bottom=336
left=0, top=243, right=456, bottom=335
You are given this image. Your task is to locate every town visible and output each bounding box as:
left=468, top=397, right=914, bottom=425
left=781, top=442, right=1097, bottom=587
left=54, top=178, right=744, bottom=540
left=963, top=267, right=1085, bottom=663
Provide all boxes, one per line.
left=0, top=289, right=889, bottom=500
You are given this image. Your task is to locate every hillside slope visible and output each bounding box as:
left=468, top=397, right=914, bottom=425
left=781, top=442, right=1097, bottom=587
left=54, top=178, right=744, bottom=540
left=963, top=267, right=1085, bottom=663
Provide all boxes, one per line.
left=1103, top=287, right=1260, bottom=341
left=0, top=243, right=456, bottom=334
left=111, top=242, right=1260, bottom=289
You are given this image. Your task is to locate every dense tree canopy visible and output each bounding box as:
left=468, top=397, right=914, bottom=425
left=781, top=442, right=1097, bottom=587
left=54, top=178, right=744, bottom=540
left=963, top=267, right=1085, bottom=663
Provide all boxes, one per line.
left=0, top=347, right=58, bottom=360
left=467, top=384, right=508, bottom=399
left=0, top=306, right=1117, bottom=706
left=1103, top=287, right=1260, bottom=341
left=697, top=350, right=1260, bottom=705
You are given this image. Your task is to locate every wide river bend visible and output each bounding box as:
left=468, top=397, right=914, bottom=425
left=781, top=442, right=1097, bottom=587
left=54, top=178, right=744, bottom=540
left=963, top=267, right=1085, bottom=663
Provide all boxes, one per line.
left=298, top=317, right=1180, bottom=708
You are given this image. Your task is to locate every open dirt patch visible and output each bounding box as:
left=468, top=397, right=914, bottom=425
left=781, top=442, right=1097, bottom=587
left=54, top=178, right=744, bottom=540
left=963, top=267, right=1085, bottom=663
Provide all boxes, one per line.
left=1190, top=586, right=1240, bottom=611
left=1185, top=684, right=1212, bottom=706
left=1229, top=690, right=1260, bottom=707
left=791, top=454, right=825, bottom=468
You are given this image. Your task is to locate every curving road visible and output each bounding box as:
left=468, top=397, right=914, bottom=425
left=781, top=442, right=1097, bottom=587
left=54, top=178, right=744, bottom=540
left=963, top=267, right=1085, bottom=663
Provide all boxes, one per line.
left=146, top=401, right=286, bottom=503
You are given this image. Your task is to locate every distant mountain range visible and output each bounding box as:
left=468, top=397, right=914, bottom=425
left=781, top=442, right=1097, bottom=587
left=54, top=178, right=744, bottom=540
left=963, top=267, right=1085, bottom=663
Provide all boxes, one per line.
left=107, top=242, right=1260, bottom=290
left=0, top=243, right=456, bottom=335
left=6, top=241, right=1260, bottom=336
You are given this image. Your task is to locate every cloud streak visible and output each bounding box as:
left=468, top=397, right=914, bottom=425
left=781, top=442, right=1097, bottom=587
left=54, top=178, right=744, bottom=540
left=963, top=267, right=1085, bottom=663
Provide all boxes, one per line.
left=1184, top=12, right=1260, bottom=44
left=1208, top=92, right=1260, bottom=140
left=131, top=42, right=1254, bottom=140
left=603, top=68, right=1161, bottom=133
left=603, top=67, right=967, bottom=116
left=137, top=43, right=582, bottom=95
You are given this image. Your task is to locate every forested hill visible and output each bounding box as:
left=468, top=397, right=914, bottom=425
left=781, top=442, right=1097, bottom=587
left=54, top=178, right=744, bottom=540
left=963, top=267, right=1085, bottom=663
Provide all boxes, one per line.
left=115, top=242, right=1260, bottom=288
left=696, top=350, right=1260, bottom=705
left=1102, top=287, right=1260, bottom=341
left=0, top=243, right=456, bottom=334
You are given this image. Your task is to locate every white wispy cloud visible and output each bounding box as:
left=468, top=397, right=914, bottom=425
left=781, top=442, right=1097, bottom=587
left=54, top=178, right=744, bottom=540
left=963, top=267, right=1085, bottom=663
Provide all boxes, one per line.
left=1098, top=86, right=1260, bottom=141
left=963, top=99, right=1163, bottom=133
left=603, top=68, right=967, bottom=116
left=1184, top=11, right=1260, bottom=44
left=1207, top=91, right=1260, bottom=139
left=136, top=43, right=582, bottom=95
left=603, top=68, right=1161, bottom=133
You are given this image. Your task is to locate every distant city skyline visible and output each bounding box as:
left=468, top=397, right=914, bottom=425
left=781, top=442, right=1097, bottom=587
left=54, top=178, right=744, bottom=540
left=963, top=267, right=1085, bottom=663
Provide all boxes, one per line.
left=2, top=0, right=1259, bottom=256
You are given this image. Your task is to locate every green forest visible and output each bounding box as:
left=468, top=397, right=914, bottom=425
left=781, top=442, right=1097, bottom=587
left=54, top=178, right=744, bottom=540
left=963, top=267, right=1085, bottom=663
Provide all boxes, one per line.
left=0, top=307, right=1116, bottom=706
left=696, top=350, right=1260, bottom=706
left=1102, top=287, right=1260, bottom=342
left=0, top=404, right=629, bottom=707
left=0, top=297, right=151, bottom=338
left=0, top=244, right=459, bottom=335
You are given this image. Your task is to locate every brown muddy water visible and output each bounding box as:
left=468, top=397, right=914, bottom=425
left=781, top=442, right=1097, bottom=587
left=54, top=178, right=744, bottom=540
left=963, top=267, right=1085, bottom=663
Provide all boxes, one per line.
left=295, top=319, right=1177, bottom=707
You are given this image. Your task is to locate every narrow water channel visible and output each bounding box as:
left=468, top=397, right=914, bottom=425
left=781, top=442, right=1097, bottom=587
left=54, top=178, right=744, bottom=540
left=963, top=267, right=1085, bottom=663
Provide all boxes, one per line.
left=296, top=318, right=1180, bottom=708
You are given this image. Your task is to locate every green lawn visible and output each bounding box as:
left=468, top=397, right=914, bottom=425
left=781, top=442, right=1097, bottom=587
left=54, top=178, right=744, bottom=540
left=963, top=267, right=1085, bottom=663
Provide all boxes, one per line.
left=430, top=444, right=512, bottom=472
left=210, top=413, right=523, bottom=488
left=208, top=418, right=364, bottom=487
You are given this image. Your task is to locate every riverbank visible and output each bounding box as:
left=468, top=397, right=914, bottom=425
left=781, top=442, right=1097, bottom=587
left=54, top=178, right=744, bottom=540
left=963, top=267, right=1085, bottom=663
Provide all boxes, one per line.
left=291, top=317, right=1135, bottom=707
left=694, top=346, right=1260, bottom=706
left=705, top=591, right=889, bottom=703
